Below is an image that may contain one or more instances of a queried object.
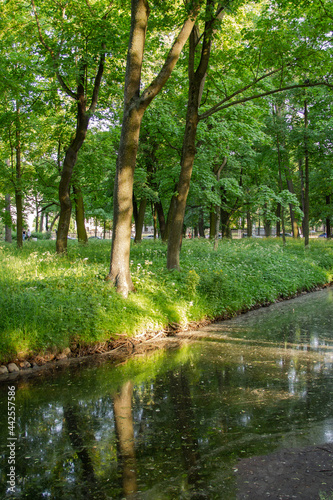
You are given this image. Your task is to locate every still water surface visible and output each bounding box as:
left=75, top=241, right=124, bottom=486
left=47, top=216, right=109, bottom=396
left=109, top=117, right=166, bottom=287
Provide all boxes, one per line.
left=0, top=289, right=333, bottom=499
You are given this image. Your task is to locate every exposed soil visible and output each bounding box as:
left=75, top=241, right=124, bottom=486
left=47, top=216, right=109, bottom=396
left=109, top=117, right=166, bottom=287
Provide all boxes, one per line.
left=235, top=442, right=333, bottom=499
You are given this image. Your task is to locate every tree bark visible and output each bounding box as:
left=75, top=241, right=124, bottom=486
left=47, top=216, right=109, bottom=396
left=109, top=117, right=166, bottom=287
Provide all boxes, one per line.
left=5, top=194, right=12, bottom=243
left=107, top=0, right=199, bottom=293
left=73, top=182, right=88, bottom=243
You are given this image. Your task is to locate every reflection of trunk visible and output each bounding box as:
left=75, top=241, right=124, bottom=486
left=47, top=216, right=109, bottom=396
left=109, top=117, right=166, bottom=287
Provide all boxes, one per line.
left=73, top=183, right=88, bottom=243
left=326, top=195, right=331, bottom=239
left=113, top=381, right=137, bottom=497
left=169, top=369, right=202, bottom=489
left=303, top=100, right=309, bottom=247
left=5, top=194, right=12, bottom=243
left=64, top=406, right=98, bottom=495
left=133, top=196, right=147, bottom=243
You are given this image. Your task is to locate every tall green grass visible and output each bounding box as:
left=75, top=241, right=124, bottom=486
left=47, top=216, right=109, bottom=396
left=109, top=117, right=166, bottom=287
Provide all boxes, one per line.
left=0, top=238, right=332, bottom=363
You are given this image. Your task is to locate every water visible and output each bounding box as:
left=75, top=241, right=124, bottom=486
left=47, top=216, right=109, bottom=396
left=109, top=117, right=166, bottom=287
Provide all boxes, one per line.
left=0, top=289, right=332, bottom=499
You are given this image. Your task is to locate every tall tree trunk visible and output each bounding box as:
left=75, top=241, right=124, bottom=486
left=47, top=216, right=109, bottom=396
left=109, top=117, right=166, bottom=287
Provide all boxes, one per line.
left=210, top=211, right=217, bottom=239
left=5, top=194, right=12, bottom=243
left=73, top=182, right=88, bottom=243
left=39, top=212, right=44, bottom=232
left=156, top=201, right=166, bottom=240
left=246, top=210, right=252, bottom=237
left=210, top=159, right=225, bottom=242
left=15, top=107, right=23, bottom=249
left=167, top=3, right=223, bottom=269
left=152, top=203, right=157, bottom=239
left=326, top=194, right=331, bottom=239
left=133, top=196, right=147, bottom=243
left=50, top=213, right=60, bottom=233
left=298, top=159, right=305, bottom=237
left=277, top=139, right=286, bottom=245
left=276, top=203, right=281, bottom=237
left=163, top=194, right=177, bottom=243
left=303, top=100, right=310, bottom=247
left=56, top=112, right=89, bottom=253
left=35, top=195, right=39, bottom=233
left=198, top=209, right=205, bottom=237
left=31, top=1, right=106, bottom=254
left=107, top=0, right=198, bottom=293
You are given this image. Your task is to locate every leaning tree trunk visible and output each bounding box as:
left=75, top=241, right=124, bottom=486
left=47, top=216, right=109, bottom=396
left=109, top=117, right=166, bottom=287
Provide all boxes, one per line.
left=73, top=182, right=88, bottom=243
left=167, top=4, right=222, bottom=269
left=56, top=117, right=89, bottom=253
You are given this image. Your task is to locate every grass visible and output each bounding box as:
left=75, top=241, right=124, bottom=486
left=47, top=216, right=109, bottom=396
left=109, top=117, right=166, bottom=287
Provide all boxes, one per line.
left=0, top=237, right=332, bottom=364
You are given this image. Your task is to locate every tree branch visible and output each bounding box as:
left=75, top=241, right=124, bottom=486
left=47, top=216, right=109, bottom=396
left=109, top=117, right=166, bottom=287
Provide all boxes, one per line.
left=31, top=0, right=78, bottom=100
left=200, top=65, right=291, bottom=118
left=139, top=1, right=201, bottom=109
left=199, top=81, right=333, bottom=120
left=89, top=44, right=106, bottom=113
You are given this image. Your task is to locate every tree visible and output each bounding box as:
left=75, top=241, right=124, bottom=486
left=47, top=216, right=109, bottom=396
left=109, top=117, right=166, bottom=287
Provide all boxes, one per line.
left=31, top=0, right=114, bottom=252
left=106, top=0, right=202, bottom=296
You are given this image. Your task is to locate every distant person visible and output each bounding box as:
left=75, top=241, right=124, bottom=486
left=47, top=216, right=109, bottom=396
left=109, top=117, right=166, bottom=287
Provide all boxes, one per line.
left=27, top=229, right=31, bottom=240
left=23, top=230, right=26, bottom=241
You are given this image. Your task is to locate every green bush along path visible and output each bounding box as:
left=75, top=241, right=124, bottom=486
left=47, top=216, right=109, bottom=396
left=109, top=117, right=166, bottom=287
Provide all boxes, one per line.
left=0, top=238, right=332, bottom=364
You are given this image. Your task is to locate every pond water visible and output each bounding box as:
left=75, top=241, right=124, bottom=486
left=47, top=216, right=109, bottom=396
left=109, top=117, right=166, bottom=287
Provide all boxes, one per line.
left=0, top=289, right=332, bottom=499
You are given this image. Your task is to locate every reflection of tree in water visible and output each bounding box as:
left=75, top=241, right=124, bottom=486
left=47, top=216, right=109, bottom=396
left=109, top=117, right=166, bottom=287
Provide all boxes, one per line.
left=64, top=405, right=104, bottom=499
left=113, top=380, right=138, bottom=497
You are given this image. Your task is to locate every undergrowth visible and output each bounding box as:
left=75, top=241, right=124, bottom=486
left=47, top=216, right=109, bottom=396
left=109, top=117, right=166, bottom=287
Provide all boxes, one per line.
left=0, top=237, right=332, bottom=363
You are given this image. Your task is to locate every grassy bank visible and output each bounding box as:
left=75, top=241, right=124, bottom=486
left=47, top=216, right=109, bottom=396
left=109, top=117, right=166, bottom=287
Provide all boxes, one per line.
left=1, top=238, right=333, bottom=364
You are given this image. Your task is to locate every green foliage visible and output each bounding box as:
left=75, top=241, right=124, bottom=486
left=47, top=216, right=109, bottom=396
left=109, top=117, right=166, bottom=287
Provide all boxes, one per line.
left=0, top=238, right=332, bottom=363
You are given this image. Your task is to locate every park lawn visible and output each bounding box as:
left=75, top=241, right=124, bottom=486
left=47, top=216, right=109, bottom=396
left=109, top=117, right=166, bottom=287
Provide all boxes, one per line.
left=0, top=237, right=332, bottom=364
